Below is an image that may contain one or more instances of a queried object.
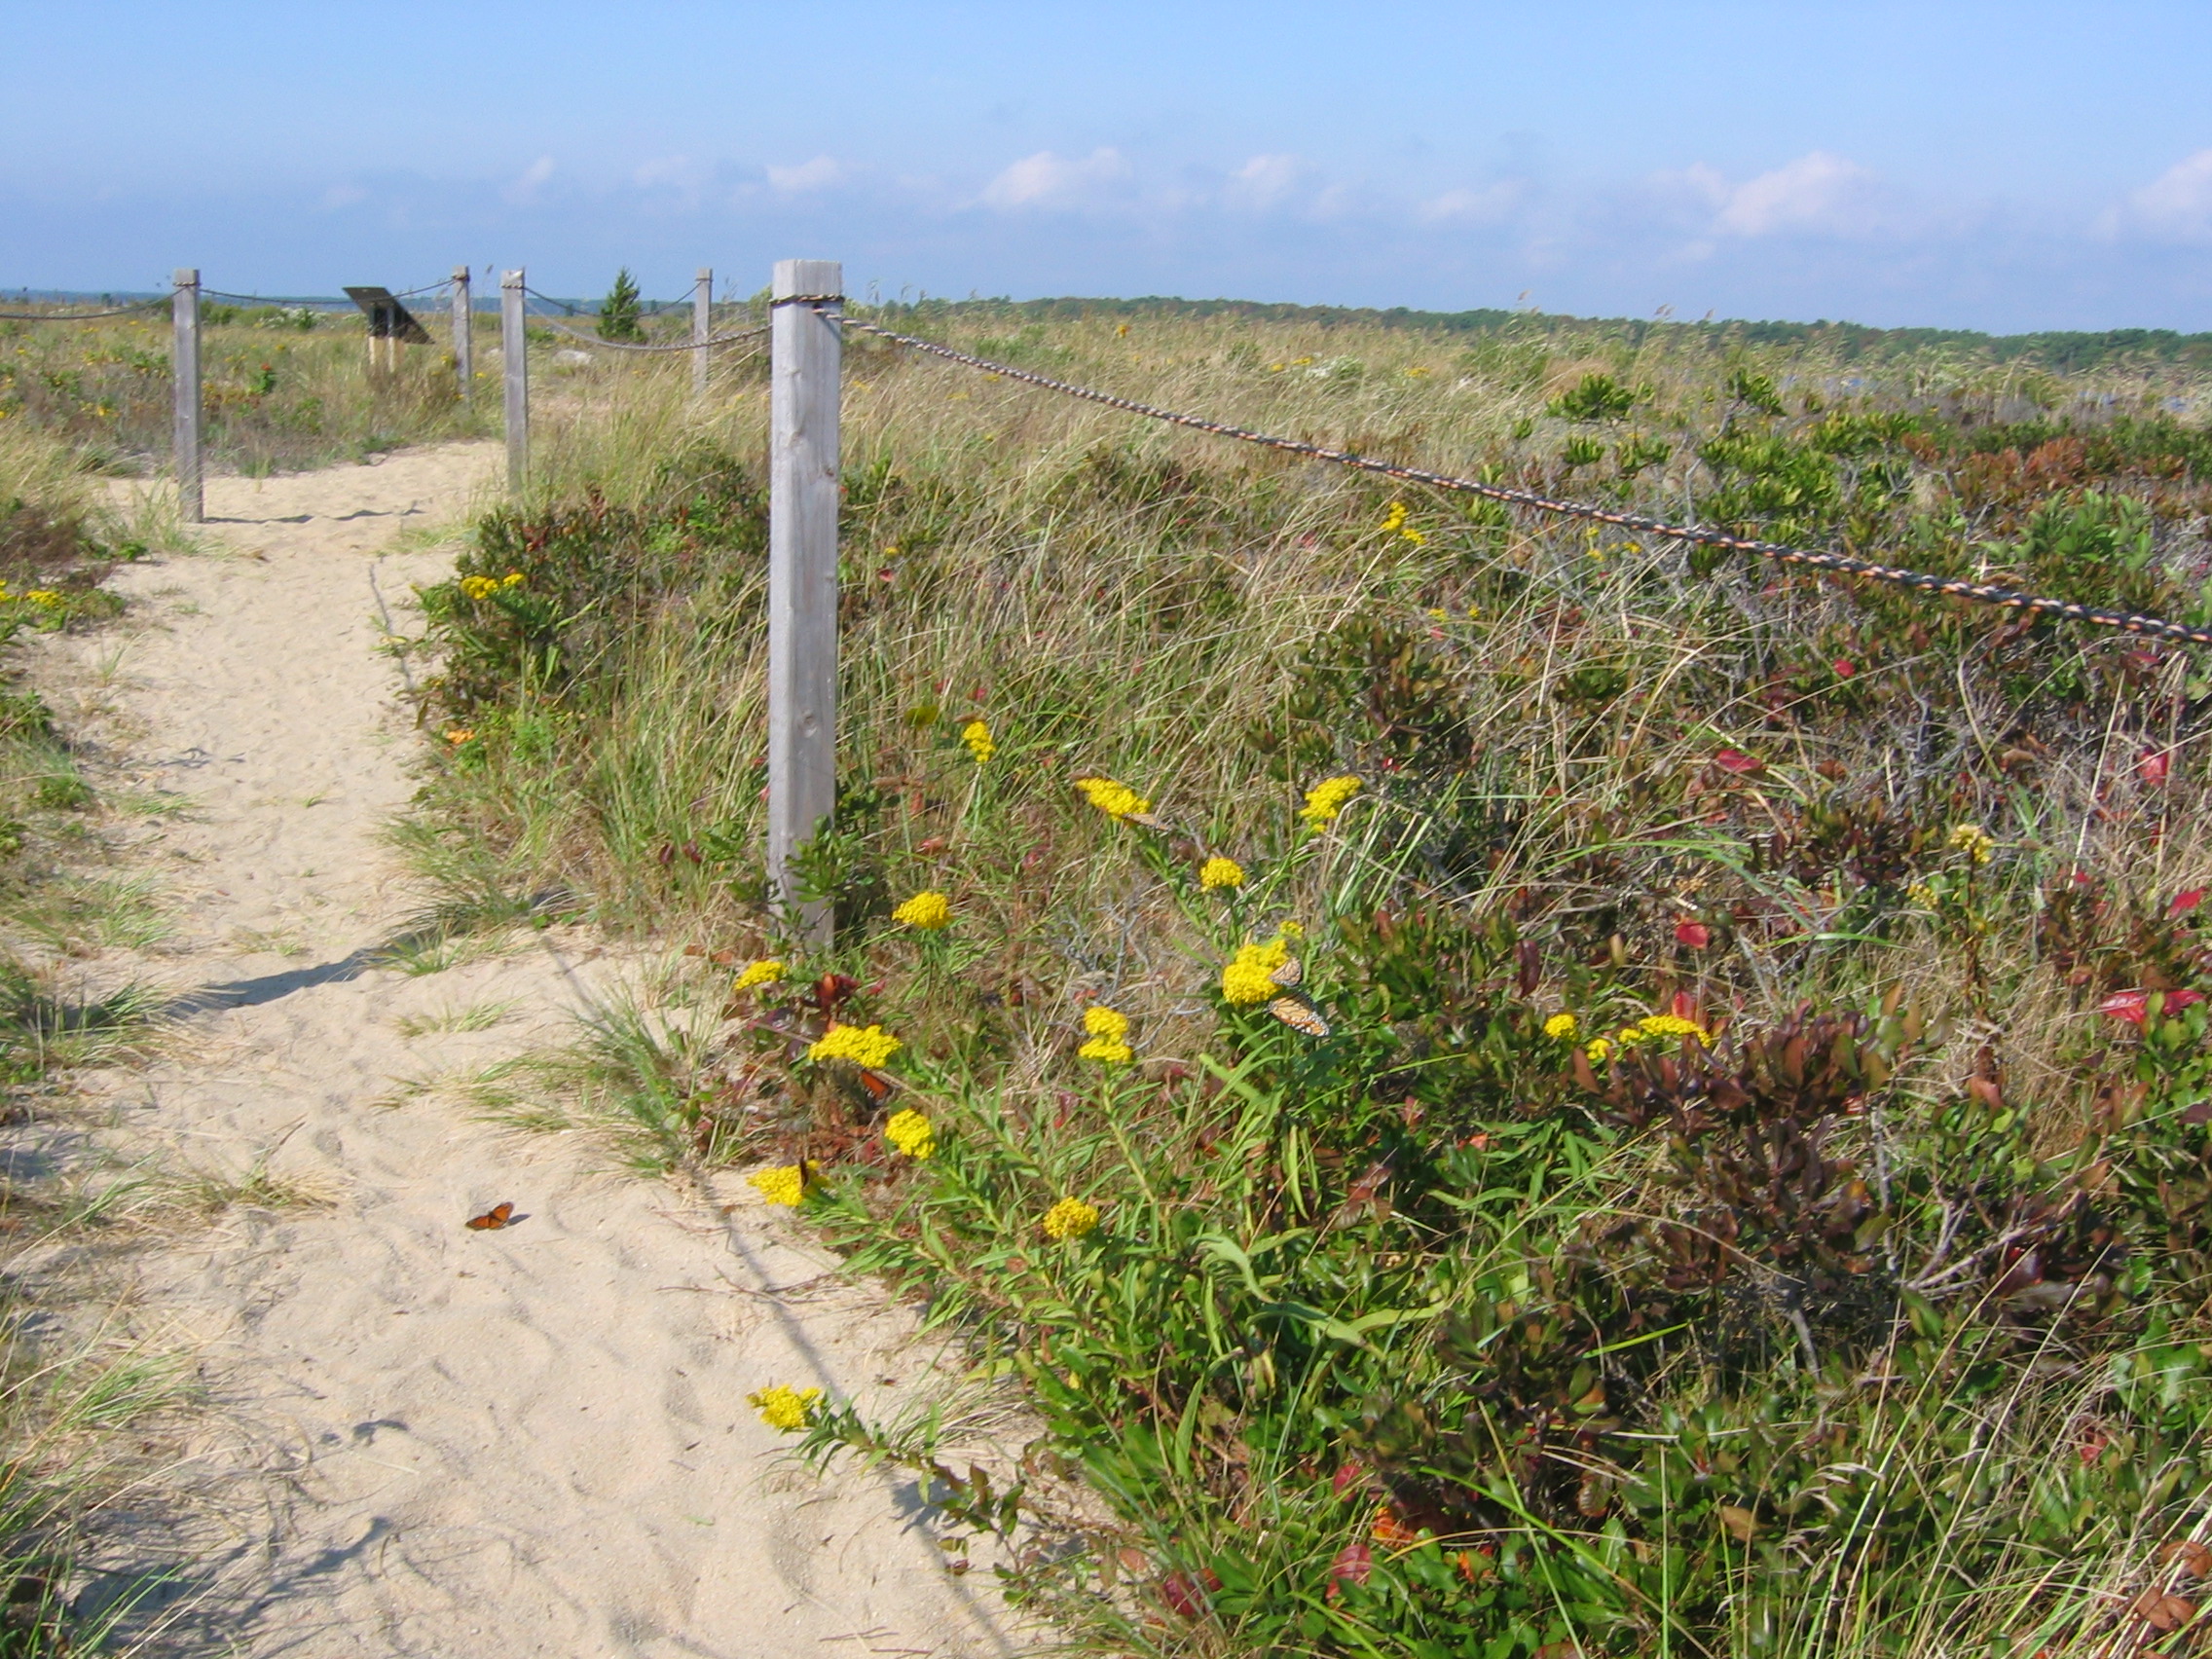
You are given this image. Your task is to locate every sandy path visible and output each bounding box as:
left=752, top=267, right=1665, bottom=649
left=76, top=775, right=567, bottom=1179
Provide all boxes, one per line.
left=33, top=446, right=1016, bottom=1658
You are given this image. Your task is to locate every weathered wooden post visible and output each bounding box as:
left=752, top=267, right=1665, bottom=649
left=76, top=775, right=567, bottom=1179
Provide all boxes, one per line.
left=450, top=266, right=472, bottom=402
left=691, top=267, right=712, bottom=400
left=171, top=269, right=202, bottom=523
left=767, top=259, right=841, bottom=945
left=500, top=269, right=527, bottom=491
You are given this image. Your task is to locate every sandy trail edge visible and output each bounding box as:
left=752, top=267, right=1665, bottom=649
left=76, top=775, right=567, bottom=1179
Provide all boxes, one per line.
left=27, top=444, right=1020, bottom=1658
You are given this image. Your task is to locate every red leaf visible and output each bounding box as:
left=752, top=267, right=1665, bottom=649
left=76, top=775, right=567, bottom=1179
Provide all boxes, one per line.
left=1329, top=1542, right=1373, bottom=1587
left=2140, top=747, right=2172, bottom=786
left=2101, top=988, right=2205, bottom=1026
left=2100, top=990, right=2150, bottom=1025
left=1714, top=749, right=1764, bottom=775
left=1674, top=921, right=1713, bottom=949
left=1160, top=1572, right=1208, bottom=1620
left=1332, top=1460, right=1367, bottom=1498
left=2172, top=888, right=2206, bottom=916
left=1831, top=658, right=1857, bottom=678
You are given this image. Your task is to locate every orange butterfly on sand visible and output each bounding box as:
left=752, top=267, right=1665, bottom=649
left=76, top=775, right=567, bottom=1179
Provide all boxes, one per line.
left=464, top=1201, right=516, bottom=1231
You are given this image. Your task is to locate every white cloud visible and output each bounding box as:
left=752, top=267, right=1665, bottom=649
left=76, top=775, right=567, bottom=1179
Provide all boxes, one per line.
left=980, top=147, right=1131, bottom=210
left=1419, top=181, right=1523, bottom=225
left=2112, top=150, right=2212, bottom=242
left=1225, top=153, right=1307, bottom=210
left=766, top=156, right=846, bottom=195
left=503, top=155, right=555, bottom=205
left=1705, top=151, right=1883, bottom=238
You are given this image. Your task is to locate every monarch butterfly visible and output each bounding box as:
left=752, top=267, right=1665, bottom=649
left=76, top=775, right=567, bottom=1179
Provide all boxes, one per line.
left=464, top=1201, right=516, bottom=1231
left=1270, top=957, right=1303, bottom=989
left=1269, top=995, right=1329, bottom=1037
left=857, top=1068, right=894, bottom=1102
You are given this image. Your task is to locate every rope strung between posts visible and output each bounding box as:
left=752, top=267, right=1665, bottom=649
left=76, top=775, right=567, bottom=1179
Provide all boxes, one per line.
left=820, top=307, right=2212, bottom=650
left=0, top=296, right=169, bottom=321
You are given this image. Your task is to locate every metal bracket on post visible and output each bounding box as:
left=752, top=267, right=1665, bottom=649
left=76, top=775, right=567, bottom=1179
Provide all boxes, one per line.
left=766, top=259, right=842, bottom=947
left=500, top=270, right=528, bottom=492
left=692, top=267, right=712, bottom=401
left=171, top=269, right=202, bottom=523
left=451, top=267, right=472, bottom=403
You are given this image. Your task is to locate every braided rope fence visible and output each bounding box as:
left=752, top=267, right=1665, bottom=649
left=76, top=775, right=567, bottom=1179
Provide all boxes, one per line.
left=822, top=307, right=2212, bottom=650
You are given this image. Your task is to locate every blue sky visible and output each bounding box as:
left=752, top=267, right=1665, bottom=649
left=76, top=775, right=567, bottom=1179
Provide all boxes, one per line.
left=6, top=1, right=2212, bottom=332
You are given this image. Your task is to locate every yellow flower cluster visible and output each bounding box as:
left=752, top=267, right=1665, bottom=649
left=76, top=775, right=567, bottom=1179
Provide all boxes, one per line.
left=884, top=1108, right=935, bottom=1160
left=0, top=581, right=64, bottom=609
left=962, top=719, right=995, bottom=763
left=748, top=1383, right=821, bottom=1431
left=1380, top=501, right=1427, bottom=547
left=443, top=727, right=475, bottom=746
left=1946, top=824, right=1996, bottom=866
left=1042, top=1197, right=1100, bottom=1239
left=1075, top=776, right=1152, bottom=820
left=1299, top=775, right=1363, bottom=830
left=459, top=571, right=523, bottom=601
left=892, top=889, right=952, bottom=931
left=1544, top=1013, right=1578, bottom=1040
left=808, top=1023, right=903, bottom=1067
left=1078, top=1005, right=1133, bottom=1064
left=733, top=958, right=786, bottom=991
left=1199, top=856, right=1244, bottom=890
left=748, top=1163, right=808, bottom=1206
left=1585, top=1013, right=1710, bottom=1063
left=1222, top=934, right=1293, bottom=1005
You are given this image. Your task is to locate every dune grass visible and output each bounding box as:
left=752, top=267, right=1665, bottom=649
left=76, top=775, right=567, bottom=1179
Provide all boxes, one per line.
left=391, top=303, right=2212, bottom=1656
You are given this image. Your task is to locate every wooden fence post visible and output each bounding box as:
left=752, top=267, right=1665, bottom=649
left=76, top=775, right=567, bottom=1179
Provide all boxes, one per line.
left=767, top=258, right=842, bottom=945
left=451, top=266, right=472, bottom=402
left=171, top=269, right=202, bottom=524
left=692, top=267, right=712, bottom=401
left=500, top=269, right=527, bottom=491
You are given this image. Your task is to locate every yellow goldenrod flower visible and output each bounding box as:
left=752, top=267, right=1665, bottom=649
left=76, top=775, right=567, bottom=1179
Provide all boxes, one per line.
left=1615, top=1014, right=1709, bottom=1051
left=1075, top=776, right=1152, bottom=820
left=1544, top=1013, right=1578, bottom=1040
left=1084, top=1007, right=1129, bottom=1040
left=1079, top=1005, right=1133, bottom=1062
left=1427, top=608, right=1448, bottom=620
left=25, top=590, right=61, bottom=608
left=1078, top=776, right=1146, bottom=816
left=748, top=1163, right=808, bottom=1206
left=459, top=574, right=498, bottom=600
left=1381, top=501, right=1409, bottom=534
left=1042, top=1197, right=1100, bottom=1239
left=747, top=1382, right=821, bottom=1431
left=807, top=1023, right=903, bottom=1068
left=1907, top=881, right=1937, bottom=907
left=961, top=719, right=995, bottom=763
left=1279, top=920, right=1305, bottom=939
left=1299, top=775, right=1363, bottom=830
left=892, top=889, right=952, bottom=931
left=884, top=1108, right=935, bottom=1160
left=501, top=570, right=524, bottom=588
left=1221, top=934, right=1293, bottom=1005
left=732, top=958, right=786, bottom=991
left=1585, top=1037, right=1613, bottom=1063
left=1946, top=824, right=1995, bottom=866
left=1199, top=856, right=1245, bottom=891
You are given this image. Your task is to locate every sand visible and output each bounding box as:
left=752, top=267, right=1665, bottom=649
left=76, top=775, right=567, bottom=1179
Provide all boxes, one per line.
left=28, top=445, right=1021, bottom=1657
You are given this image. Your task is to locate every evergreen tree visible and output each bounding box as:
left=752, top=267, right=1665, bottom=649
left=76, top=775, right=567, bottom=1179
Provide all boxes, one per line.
left=598, top=269, right=644, bottom=342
